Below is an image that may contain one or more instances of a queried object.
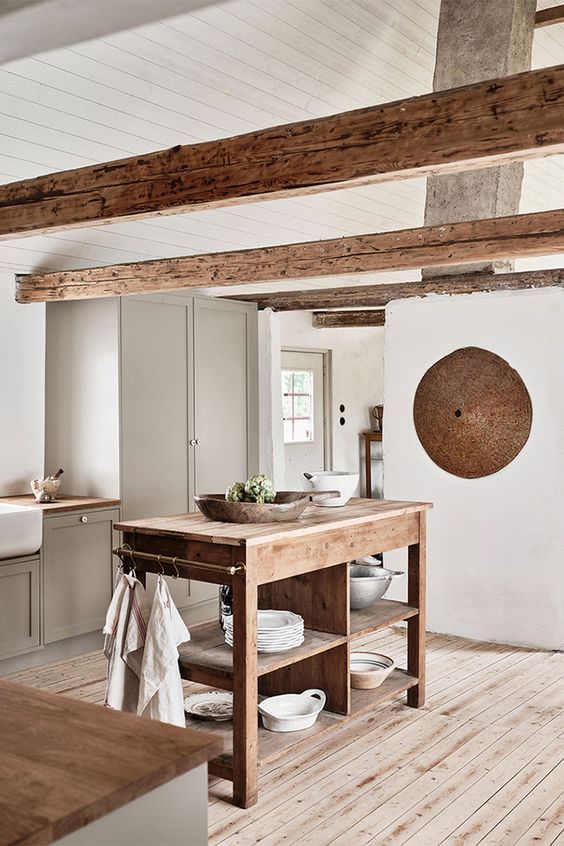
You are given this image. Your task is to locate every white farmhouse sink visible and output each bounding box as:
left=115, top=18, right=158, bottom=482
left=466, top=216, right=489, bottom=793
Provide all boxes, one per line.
left=0, top=503, right=42, bottom=559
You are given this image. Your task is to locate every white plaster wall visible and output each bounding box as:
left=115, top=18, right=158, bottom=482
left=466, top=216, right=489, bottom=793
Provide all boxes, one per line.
left=273, top=310, right=385, bottom=489
left=0, top=273, right=45, bottom=495
left=384, top=288, right=564, bottom=650
left=45, top=299, right=120, bottom=498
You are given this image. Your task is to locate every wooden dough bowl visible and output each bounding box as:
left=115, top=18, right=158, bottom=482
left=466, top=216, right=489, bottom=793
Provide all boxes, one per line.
left=194, top=491, right=340, bottom=523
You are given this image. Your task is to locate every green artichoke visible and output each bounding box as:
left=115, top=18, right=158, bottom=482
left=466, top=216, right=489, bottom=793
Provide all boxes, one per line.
left=225, top=481, right=246, bottom=502
left=244, top=474, right=276, bottom=504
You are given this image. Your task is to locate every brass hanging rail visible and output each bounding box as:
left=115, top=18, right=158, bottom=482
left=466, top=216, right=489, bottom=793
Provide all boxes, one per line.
left=112, top=545, right=246, bottom=576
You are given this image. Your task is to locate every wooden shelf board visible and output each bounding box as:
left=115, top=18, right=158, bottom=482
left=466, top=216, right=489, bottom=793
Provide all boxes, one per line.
left=351, top=669, right=418, bottom=717
left=179, top=619, right=347, bottom=680
left=190, top=669, right=418, bottom=777
left=350, top=599, right=418, bottom=640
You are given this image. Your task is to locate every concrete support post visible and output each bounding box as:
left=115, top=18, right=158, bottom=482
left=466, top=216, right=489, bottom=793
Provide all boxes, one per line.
left=423, top=0, right=536, bottom=276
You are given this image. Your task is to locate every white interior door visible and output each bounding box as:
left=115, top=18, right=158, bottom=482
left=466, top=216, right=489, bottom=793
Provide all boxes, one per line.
left=281, top=349, right=327, bottom=491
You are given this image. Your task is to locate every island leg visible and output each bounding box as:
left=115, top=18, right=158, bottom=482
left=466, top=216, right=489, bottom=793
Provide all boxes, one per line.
left=231, top=568, right=258, bottom=808
left=407, top=511, right=427, bottom=708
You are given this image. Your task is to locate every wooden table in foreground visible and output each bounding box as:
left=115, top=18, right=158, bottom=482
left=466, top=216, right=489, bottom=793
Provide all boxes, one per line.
left=115, top=497, right=432, bottom=808
left=0, top=679, right=222, bottom=846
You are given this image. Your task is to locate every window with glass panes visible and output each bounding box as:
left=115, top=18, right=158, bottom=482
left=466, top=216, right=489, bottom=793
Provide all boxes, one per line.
left=282, top=369, right=314, bottom=443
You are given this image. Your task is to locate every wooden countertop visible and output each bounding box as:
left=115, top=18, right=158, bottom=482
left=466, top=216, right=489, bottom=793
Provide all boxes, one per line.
left=116, top=497, right=432, bottom=547
left=0, top=679, right=222, bottom=846
left=0, top=495, right=120, bottom=514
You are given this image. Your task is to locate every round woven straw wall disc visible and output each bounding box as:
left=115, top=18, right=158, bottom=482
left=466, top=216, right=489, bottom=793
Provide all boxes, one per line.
left=413, top=347, right=532, bottom=479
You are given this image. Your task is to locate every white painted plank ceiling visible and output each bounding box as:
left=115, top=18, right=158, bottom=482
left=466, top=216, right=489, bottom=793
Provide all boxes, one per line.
left=0, top=0, right=562, bottom=293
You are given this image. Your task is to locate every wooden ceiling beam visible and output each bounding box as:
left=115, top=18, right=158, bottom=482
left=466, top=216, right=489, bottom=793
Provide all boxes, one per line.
left=535, top=5, right=564, bottom=27
left=5, top=63, right=564, bottom=240
left=312, top=310, right=386, bottom=328
left=225, top=269, right=564, bottom=311
left=15, top=209, right=564, bottom=303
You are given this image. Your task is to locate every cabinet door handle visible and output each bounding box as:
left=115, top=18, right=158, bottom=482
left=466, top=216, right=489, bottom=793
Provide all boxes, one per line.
left=189, top=439, right=198, bottom=447
left=80, top=515, right=88, bottom=524
left=195, top=439, right=201, bottom=445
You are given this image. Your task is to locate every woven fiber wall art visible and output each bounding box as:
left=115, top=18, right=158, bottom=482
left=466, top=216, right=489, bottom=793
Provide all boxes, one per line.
left=413, top=347, right=532, bottom=479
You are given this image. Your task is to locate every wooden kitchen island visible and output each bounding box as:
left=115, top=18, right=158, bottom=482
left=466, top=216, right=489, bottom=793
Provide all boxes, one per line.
left=115, top=498, right=431, bottom=808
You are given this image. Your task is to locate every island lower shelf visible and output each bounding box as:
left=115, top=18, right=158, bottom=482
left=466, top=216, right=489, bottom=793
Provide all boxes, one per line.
left=195, top=669, right=418, bottom=777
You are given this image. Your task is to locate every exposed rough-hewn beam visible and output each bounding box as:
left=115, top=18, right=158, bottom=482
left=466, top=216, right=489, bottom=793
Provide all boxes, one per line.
left=535, top=5, right=564, bottom=27
left=5, top=64, right=564, bottom=240
left=15, top=210, right=564, bottom=303
left=312, top=310, right=386, bottom=328
left=224, top=269, right=564, bottom=311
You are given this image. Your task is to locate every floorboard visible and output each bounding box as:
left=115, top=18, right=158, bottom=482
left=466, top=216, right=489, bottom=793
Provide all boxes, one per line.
left=7, top=627, right=563, bottom=845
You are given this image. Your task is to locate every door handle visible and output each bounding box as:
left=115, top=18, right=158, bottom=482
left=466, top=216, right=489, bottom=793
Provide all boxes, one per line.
left=189, top=439, right=197, bottom=447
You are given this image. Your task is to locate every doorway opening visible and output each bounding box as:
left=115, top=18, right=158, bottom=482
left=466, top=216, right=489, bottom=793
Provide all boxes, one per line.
left=280, top=348, right=332, bottom=490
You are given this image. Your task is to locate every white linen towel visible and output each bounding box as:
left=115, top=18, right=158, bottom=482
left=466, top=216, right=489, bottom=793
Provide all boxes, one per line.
left=137, top=575, right=190, bottom=727
left=103, top=572, right=148, bottom=712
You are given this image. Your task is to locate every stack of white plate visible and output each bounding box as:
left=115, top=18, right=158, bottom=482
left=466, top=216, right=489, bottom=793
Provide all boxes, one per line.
left=224, top=610, right=304, bottom=653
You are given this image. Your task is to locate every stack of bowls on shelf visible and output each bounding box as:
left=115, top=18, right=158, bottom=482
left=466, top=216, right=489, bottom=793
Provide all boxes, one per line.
left=224, top=609, right=304, bottom=653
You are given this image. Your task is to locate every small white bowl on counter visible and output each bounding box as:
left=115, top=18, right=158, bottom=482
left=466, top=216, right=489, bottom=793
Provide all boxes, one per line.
left=258, top=689, right=326, bottom=732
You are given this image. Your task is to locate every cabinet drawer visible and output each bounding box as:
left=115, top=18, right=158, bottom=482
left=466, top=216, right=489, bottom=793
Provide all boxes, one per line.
left=43, top=508, right=119, bottom=644
left=0, top=557, right=40, bottom=659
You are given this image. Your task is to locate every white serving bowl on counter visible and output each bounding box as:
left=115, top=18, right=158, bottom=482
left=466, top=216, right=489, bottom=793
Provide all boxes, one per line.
left=349, top=558, right=404, bottom=609
left=258, top=689, right=326, bottom=732
left=304, top=471, right=359, bottom=506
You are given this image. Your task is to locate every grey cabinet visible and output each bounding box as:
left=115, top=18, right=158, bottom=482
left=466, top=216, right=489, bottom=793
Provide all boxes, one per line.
left=120, top=295, right=258, bottom=613
left=45, top=293, right=258, bottom=618
left=0, top=556, right=40, bottom=659
left=43, top=508, right=118, bottom=644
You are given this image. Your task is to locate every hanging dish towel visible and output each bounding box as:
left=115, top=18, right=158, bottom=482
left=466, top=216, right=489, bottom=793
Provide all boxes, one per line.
left=138, top=575, right=190, bottom=727
left=103, top=572, right=148, bottom=712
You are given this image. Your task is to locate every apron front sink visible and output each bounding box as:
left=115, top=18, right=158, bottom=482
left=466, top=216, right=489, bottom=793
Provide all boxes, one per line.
left=0, top=503, right=42, bottom=559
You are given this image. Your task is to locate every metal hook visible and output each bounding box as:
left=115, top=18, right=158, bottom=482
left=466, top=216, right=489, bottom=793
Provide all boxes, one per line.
left=171, top=557, right=179, bottom=579
left=157, top=554, right=165, bottom=576
left=123, top=544, right=137, bottom=580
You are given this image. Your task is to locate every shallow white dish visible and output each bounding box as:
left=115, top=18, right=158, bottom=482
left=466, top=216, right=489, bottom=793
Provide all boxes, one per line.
left=184, top=691, right=233, bottom=721
left=225, top=632, right=304, bottom=653
left=224, top=610, right=303, bottom=631
left=350, top=652, right=395, bottom=689
left=305, top=471, right=359, bottom=507
left=224, top=610, right=305, bottom=652
left=258, top=689, right=326, bottom=732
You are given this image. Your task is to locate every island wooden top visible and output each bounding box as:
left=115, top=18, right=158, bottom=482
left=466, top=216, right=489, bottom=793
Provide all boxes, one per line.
left=0, top=679, right=222, bottom=846
left=0, top=495, right=120, bottom=514
left=116, top=498, right=432, bottom=547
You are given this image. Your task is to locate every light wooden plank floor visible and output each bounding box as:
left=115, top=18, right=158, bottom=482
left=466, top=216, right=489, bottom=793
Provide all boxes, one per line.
left=7, top=628, right=564, bottom=845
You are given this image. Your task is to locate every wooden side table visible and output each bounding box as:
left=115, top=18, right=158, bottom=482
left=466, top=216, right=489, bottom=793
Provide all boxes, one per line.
left=360, top=431, right=382, bottom=498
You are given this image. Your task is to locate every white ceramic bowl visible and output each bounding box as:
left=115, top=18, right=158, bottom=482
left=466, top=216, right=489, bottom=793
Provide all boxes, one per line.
left=258, top=689, right=326, bottom=732
left=305, top=471, right=359, bottom=506
left=349, top=561, right=404, bottom=609
left=350, top=652, right=395, bottom=689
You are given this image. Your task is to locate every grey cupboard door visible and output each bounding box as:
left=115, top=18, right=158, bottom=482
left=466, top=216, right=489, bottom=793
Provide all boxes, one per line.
left=120, top=298, right=189, bottom=521
left=190, top=299, right=258, bottom=608
left=43, top=509, right=118, bottom=644
left=192, top=298, right=257, bottom=497
left=120, top=297, right=191, bottom=609
left=0, top=557, right=40, bottom=658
